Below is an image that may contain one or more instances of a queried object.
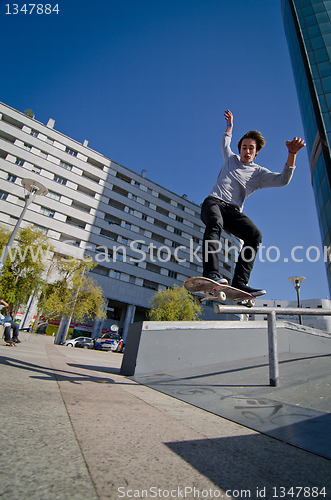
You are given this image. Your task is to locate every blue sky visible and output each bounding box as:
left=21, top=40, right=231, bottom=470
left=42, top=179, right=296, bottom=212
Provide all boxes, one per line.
left=1, top=0, right=329, bottom=300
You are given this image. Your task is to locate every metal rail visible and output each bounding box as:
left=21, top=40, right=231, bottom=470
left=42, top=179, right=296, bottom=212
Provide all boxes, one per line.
left=213, top=305, right=331, bottom=387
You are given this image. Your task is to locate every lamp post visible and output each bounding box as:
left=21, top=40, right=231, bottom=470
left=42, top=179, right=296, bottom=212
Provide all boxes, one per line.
left=0, top=178, right=48, bottom=276
left=288, top=276, right=306, bottom=325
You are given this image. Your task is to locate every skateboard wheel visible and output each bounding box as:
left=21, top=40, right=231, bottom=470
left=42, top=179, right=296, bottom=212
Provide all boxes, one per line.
left=247, top=299, right=255, bottom=307
left=217, top=291, right=226, bottom=301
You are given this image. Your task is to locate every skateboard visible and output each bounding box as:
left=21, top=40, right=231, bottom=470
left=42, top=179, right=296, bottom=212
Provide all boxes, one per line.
left=184, top=277, right=264, bottom=308
left=4, top=340, right=17, bottom=346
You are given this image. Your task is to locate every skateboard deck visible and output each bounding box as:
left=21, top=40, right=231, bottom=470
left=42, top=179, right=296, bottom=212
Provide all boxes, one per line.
left=4, top=340, right=16, bottom=346
left=184, top=277, right=263, bottom=307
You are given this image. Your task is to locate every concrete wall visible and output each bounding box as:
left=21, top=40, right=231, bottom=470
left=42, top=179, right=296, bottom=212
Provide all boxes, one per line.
left=120, top=320, right=331, bottom=376
left=18, top=331, right=54, bottom=344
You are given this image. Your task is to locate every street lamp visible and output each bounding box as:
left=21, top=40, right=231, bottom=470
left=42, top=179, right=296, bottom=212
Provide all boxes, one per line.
left=0, top=178, right=48, bottom=275
left=288, top=276, right=306, bottom=325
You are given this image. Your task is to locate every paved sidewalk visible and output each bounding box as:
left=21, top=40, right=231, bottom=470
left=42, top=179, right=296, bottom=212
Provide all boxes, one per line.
left=0, top=334, right=330, bottom=500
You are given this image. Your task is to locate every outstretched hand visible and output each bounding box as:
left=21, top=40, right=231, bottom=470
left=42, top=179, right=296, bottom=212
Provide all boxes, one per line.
left=224, top=109, right=233, bottom=125
left=286, top=137, right=306, bottom=154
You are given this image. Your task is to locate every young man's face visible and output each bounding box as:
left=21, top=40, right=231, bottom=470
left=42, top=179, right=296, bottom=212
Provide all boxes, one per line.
left=240, top=138, right=257, bottom=163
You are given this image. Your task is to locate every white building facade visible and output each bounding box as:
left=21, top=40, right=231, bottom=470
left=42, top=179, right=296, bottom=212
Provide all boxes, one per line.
left=250, top=298, right=331, bottom=332
left=0, top=101, right=240, bottom=338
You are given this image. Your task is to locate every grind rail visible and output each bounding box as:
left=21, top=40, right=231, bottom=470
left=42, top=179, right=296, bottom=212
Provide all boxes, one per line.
left=213, top=305, right=331, bottom=387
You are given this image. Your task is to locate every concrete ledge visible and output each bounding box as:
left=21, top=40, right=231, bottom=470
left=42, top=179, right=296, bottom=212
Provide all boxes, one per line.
left=120, top=321, right=331, bottom=376
left=18, top=331, right=55, bottom=343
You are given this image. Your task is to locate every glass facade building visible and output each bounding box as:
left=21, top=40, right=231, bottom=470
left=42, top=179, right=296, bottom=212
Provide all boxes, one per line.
left=282, top=0, right=331, bottom=291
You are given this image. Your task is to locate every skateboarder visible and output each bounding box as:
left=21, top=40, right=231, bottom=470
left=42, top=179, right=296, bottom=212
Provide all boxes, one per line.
left=201, top=109, right=306, bottom=295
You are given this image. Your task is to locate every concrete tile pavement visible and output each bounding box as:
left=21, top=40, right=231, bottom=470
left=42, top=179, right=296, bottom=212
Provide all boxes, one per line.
left=0, top=333, right=330, bottom=500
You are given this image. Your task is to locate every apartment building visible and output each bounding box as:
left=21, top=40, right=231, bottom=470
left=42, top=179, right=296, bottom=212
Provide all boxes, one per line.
left=250, top=297, right=331, bottom=331
left=0, top=101, right=240, bottom=338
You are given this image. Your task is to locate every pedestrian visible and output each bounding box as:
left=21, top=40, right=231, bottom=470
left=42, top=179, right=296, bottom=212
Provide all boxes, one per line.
left=201, top=109, right=306, bottom=296
left=0, top=299, right=20, bottom=343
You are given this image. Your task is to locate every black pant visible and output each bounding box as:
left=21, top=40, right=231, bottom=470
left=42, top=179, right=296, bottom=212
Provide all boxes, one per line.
left=201, top=196, right=262, bottom=286
left=3, top=320, right=19, bottom=342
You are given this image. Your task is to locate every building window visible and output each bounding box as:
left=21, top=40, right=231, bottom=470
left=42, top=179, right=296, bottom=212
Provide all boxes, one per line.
left=23, top=143, right=32, bottom=151
left=65, top=147, right=77, bottom=156
left=34, top=224, right=47, bottom=234
left=100, top=228, right=117, bottom=240
left=40, top=207, right=55, bottom=218
left=54, top=175, right=67, bottom=185
left=15, top=158, right=24, bottom=167
left=176, top=215, right=184, bottom=223
left=105, top=214, right=121, bottom=225
left=91, top=265, right=109, bottom=276
left=47, top=191, right=61, bottom=201
left=142, top=214, right=147, bottom=221
left=174, top=228, right=182, bottom=236
left=131, top=194, right=137, bottom=201
left=113, top=271, right=121, bottom=280
left=108, top=199, right=125, bottom=211
left=146, top=263, right=160, bottom=274
left=112, top=185, right=128, bottom=197
left=0, top=191, right=8, bottom=200
left=60, top=161, right=73, bottom=171
left=159, top=193, right=170, bottom=203
left=66, top=216, right=86, bottom=229
left=177, top=203, right=185, bottom=211
left=7, top=174, right=17, bottom=182
left=143, top=280, right=158, bottom=290
left=168, top=271, right=177, bottom=279
left=32, top=166, right=41, bottom=174
left=30, top=130, right=38, bottom=137
left=116, top=172, right=131, bottom=183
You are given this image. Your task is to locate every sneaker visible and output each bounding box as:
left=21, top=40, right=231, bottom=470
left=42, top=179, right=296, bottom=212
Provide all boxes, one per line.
left=232, top=282, right=266, bottom=297
left=13, top=338, right=21, bottom=343
left=206, top=274, right=228, bottom=285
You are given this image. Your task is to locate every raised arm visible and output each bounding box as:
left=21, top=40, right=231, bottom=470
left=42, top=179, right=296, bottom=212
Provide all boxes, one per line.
left=285, top=137, right=306, bottom=167
left=224, top=109, right=233, bottom=134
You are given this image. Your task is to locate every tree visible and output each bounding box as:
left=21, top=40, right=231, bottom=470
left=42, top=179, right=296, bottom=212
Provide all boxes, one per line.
left=24, top=109, right=35, bottom=119
left=31, top=255, right=105, bottom=333
left=148, top=285, right=201, bottom=321
left=0, top=224, right=53, bottom=316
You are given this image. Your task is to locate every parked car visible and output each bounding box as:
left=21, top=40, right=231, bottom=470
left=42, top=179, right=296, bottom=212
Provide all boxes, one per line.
left=94, top=335, right=120, bottom=351
left=101, top=333, right=121, bottom=341
left=65, top=336, right=91, bottom=347
left=91, top=332, right=122, bottom=352
left=75, top=338, right=94, bottom=349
